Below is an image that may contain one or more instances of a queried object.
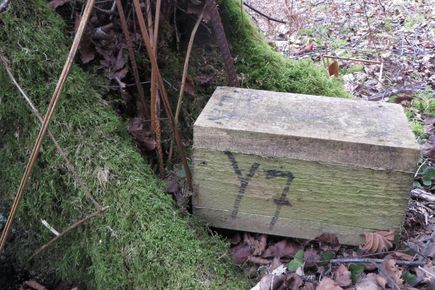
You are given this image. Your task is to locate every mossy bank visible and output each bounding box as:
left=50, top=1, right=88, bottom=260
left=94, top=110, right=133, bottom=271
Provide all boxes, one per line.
left=0, top=0, right=248, bottom=288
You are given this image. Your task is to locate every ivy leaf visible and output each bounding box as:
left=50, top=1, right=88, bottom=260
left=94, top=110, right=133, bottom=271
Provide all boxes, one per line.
left=402, top=271, right=417, bottom=285
left=319, top=251, right=334, bottom=266
left=288, top=250, right=304, bottom=272
left=422, top=167, right=435, bottom=186
left=349, top=263, right=365, bottom=283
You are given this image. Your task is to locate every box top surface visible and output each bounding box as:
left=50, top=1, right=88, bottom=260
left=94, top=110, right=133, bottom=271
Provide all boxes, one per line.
left=195, top=87, right=419, bottom=150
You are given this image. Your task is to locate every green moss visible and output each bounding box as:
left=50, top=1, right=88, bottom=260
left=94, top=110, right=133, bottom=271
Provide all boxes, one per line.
left=220, top=0, right=350, bottom=98
left=0, top=1, right=248, bottom=288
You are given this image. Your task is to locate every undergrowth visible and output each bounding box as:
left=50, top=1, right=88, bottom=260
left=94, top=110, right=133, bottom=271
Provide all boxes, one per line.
left=221, top=0, right=350, bottom=98
left=0, top=0, right=248, bottom=288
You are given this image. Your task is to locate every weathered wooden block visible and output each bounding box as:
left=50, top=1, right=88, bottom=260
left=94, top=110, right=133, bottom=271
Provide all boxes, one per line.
left=192, top=87, right=420, bottom=245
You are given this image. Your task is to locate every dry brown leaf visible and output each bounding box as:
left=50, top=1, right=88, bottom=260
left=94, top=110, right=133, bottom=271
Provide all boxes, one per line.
left=128, top=118, right=156, bottom=151
left=283, top=273, right=304, bottom=290
left=375, top=275, right=388, bottom=289
left=334, top=264, right=352, bottom=287
left=381, top=256, right=403, bottom=286
left=263, top=240, right=299, bottom=258
left=270, top=256, right=282, bottom=271
left=355, top=273, right=382, bottom=290
left=360, top=229, right=394, bottom=253
left=231, top=243, right=251, bottom=264
left=248, top=256, right=270, bottom=265
left=317, top=233, right=340, bottom=246
left=304, top=248, right=320, bottom=268
left=22, top=280, right=47, bottom=290
left=316, top=277, right=343, bottom=290
left=328, top=61, right=339, bottom=77
left=295, top=43, right=314, bottom=55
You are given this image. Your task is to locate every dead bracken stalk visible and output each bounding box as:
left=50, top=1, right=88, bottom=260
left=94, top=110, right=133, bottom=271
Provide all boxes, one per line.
left=0, top=0, right=97, bottom=252
left=132, top=0, right=192, bottom=190
left=150, top=0, right=164, bottom=174
left=0, top=52, right=103, bottom=212
left=168, top=2, right=208, bottom=163
left=28, top=207, right=109, bottom=261
left=115, top=0, right=148, bottom=119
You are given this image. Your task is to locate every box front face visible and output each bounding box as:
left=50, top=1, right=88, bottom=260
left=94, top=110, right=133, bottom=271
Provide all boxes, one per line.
left=193, top=148, right=413, bottom=245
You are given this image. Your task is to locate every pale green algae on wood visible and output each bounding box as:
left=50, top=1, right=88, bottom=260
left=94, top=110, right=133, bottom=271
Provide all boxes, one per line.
left=192, top=87, right=420, bottom=245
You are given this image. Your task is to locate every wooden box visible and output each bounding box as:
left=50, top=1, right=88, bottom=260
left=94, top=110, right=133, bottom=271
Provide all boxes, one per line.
left=192, top=87, right=420, bottom=245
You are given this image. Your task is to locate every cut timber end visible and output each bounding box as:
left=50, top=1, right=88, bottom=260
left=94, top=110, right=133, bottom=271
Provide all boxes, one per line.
left=193, top=87, right=420, bottom=245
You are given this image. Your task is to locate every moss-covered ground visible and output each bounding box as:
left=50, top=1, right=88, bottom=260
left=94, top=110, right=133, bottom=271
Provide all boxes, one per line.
left=0, top=0, right=248, bottom=288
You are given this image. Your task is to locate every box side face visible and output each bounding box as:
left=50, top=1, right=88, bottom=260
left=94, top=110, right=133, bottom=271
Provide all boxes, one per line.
left=194, top=126, right=420, bottom=172
left=195, top=87, right=420, bottom=169
left=192, top=148, right=413, bottom=245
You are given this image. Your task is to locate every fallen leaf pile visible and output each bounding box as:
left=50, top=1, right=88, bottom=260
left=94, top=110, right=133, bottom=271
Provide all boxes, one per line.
left=245, top=0, right=434, bottom=100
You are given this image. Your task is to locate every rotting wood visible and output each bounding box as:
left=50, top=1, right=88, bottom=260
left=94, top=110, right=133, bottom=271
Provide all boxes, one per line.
left=0, top=0, right=96, bottom=252
left=192, top=87, right=420, bottom=245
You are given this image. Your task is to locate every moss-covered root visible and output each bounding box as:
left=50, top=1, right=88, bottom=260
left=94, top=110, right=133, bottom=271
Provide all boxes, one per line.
left=221, top=0, right=350, bottom=98
left=0, top=0, right=247, bottom=288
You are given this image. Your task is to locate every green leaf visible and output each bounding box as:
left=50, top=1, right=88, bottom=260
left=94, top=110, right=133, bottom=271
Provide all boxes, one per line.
left=413, top=181, right=423, bottom=188
left=349, top=263, right=364, bottom=283
left=402, top=271, right=417, bottom=285
left=319, top=251, right=334, bottom=266
left=422, top=167, right=435, bottom=186
left=288, top=250, right=304, bottom=272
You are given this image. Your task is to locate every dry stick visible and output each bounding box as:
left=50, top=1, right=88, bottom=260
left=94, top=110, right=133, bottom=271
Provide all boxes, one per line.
left=0, top=0, right=96, bottom=252
left=0, top=54, right=102, bottom=212
left=242, top=2, right=287, bottom=24
left=150, top=0, right=165, bottom=174
left=144, top=0, right=161, bottom=172
left=115, top=0, right=148, bottom=119
left=132, top=0, right=192, bottom=190
left=28, top=207, right=109, bottom=261
left=330, top=258, right=431, bottom=266
left=167, top=3, right=208, bottom=163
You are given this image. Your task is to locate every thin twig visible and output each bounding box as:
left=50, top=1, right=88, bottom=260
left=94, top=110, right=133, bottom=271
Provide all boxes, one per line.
left=242, top=2, right=287, bottom=24
left=115, top=0, right=148, bottom=118
left=0, top=53, right=102, bottom=212
left=132, top=0, right=192, bottom=190
left=167, top=2, right=207, bottom=163
left=28, top=207, right=109, bottom=260
left=330, top=258, right=431, bottom=266
left=0, top=0, right=96, bottom=252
